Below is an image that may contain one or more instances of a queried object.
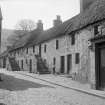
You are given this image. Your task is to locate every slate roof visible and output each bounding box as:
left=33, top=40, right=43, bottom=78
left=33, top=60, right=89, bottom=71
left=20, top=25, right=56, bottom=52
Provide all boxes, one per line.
left=31, top=0, right=105, bottom=45
left=10, top=0, right=105, bottom=51
left=11, top=29, right=42, bottom=50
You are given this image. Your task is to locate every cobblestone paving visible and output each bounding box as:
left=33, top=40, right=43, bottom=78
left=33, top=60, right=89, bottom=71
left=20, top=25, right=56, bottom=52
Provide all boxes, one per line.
left=0, top=70, right=105, bottom=105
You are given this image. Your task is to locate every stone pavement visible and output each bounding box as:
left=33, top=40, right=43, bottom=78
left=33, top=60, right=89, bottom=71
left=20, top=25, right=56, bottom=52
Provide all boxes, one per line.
left=0, top=69, right=105, bottom=105
left=13, top=70, right=105, bottom=99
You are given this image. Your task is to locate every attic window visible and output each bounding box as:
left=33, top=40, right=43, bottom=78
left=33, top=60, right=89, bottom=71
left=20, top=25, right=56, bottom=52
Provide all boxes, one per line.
left=94, top=25, right=99, bottom=35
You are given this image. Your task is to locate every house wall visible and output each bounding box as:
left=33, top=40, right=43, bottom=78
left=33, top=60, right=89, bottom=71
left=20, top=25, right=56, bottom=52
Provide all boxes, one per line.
left=39, top=26, right=94, bottom=83
left=12, top=26, right=94, bottom=84
left=14, top=46, right=37, bottom=73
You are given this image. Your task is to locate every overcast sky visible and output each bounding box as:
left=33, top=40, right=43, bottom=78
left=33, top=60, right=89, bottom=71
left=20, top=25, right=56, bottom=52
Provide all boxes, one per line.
left=0, top=0, right=80, bottom=30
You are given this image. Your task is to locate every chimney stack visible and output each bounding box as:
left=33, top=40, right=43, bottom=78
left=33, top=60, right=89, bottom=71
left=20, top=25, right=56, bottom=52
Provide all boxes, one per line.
left=53, top=15, right=62, bottom=27
left=80, top=0, right=95, bottom=12
left=37, top=20, right=43, bottom=31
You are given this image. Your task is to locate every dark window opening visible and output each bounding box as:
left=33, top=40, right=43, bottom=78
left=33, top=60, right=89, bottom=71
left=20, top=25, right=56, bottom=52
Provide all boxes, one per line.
left=33, top=45, right=35, bottom=53
left=53, top=57, right=56, bottom=65
left=71, top=34, right=75, bottom=45
left=26, top=48, right=28, bottom=54
left=75, top=53, right=80, bottom=64
left=56, top=40, right=59, bottom=49
left=44, top=44, right=47, bottom=53
left=21, top=60, right=23, bottom=69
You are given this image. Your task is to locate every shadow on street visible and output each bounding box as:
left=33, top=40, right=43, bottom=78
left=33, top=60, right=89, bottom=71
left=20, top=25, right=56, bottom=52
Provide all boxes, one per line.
left=0, top=73, right=54, bottom=91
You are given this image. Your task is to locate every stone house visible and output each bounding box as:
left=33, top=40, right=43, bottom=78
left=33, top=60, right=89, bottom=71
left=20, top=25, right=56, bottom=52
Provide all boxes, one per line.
left=1, top=0, right=105, bottom=90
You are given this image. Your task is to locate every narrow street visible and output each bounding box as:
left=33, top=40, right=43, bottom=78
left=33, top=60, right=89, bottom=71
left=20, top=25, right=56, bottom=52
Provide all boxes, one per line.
left=0, top=70, right=105, bottom=105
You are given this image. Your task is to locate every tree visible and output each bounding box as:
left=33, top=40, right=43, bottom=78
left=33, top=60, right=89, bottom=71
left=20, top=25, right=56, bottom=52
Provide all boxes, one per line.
left=15, top=19, right=36, bottom=32
left=7, top=19, right=36, bottom=46
left=14, top=19, right=36, bottom=38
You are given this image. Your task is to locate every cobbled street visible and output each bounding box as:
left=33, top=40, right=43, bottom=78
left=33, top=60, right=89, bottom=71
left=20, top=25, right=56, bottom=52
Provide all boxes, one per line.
left=0, top=70, right=105, bottom=105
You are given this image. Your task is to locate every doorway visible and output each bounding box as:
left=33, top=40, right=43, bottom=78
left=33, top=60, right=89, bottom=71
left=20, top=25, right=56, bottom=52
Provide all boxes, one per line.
left=39, top=44, right=41, bottom=57
left=60, top=56, right=65, bottom=73
left=67, top=54, right=72, bottom=74
left=96, top=42, right=105, bottom=89
left=29, top=59, right=32, bottom=73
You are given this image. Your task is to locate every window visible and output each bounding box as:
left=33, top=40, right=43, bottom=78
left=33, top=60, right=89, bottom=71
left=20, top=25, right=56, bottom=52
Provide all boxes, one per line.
left=71, top=34, right=75, bottom=45
left=44, top=44, right=47, bottom=53
left=53, top=57, right=56, bottom=65
left=21, top=60, right=23, bottom=69
left=33, top=45, right=35, bottom=53
left=56, top=40, right=59, bottom=49
left=94, top=25, right=99, bottom=35
left=26, top=48, right=28, bottom=54
left=75, top=53, right=80, bottom=64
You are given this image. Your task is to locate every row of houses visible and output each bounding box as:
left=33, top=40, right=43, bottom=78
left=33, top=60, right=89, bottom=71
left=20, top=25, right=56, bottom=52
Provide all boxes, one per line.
left=1, top=0, right=105, bottom=90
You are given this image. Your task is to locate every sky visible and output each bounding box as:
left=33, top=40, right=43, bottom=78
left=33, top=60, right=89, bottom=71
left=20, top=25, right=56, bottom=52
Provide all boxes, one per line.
left=0, top=0, right=80, bottom=30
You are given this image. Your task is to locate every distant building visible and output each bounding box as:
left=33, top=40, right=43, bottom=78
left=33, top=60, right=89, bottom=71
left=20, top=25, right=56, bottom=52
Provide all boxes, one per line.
left=0, top=8, right=2, bottom=53
left=1, top=0, right=105, bottom=90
